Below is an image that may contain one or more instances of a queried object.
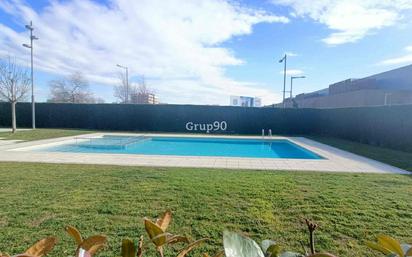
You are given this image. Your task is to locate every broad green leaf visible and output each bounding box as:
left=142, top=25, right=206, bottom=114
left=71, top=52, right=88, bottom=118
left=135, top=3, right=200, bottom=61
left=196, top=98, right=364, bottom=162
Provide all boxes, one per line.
left=223, top=231, right=264, bottom=257
left=65, top=226, right=83, bottom=245
left=267, top=245, right=282, bottom=257
left=144, top=219, right=166, bottom=247
left=261, top=240, right=277, bottom=253
left=402, top=244, right=412, bottom=256
left=121, top=239, right=136, bottom=257
left=377, top=235, right=404, bottom=257
left=366, top=241, right=392, bottom=255
left=176, top=238, right=208, bottom=257
left=25, top=237, right=58, bottom=257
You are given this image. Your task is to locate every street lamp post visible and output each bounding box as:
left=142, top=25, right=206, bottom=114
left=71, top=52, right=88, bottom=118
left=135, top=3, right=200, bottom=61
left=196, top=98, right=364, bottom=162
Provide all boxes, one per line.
left=116, top=64, right=129, bottom=103
left=279, top=54, right=287, bottom=108
left=23, top=21, right=38, bottom=129
left=290, top=76, right=306, bottom=99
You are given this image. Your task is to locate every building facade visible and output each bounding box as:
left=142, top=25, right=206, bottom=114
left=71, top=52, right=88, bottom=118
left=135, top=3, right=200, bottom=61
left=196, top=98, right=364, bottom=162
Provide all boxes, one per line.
left=277, top=64, right=412, bottom=108
left=130, top=93, right=158, bottom=104
left=230, top=96, right=262, bottom=107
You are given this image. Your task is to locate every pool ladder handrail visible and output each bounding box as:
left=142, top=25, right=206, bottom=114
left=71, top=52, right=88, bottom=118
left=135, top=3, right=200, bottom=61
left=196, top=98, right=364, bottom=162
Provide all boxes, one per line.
left=262, top=129, right=273, bottom=140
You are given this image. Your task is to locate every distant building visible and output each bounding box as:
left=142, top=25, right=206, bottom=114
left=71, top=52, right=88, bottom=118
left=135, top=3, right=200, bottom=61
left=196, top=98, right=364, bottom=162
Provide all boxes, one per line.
left=275, top=64, right=412, bottom=108
left=230, top=96, right=261, bottom=107
left=130, top=93, right=158, bottom=104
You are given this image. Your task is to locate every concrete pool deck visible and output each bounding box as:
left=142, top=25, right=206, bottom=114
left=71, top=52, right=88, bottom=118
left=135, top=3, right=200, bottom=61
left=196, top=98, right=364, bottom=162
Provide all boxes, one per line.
left=0, top=133, right=409, bottom=174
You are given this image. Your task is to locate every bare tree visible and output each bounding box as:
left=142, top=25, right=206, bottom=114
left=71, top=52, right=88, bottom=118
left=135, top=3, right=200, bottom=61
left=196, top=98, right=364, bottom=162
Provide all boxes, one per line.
left=48, top=72, right=97, bottom=103
left=113, top=72, right=136, bottom=104
left=137, top=76, right=153, bottom=95
left=130, top=76, right=155, bottom=104
left=0, top=57, right=30, bottom=133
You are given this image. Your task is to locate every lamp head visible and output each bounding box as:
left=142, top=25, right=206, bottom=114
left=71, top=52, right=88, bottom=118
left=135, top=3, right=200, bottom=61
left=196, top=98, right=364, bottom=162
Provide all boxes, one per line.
left=292, top=76, right=306, bottom=79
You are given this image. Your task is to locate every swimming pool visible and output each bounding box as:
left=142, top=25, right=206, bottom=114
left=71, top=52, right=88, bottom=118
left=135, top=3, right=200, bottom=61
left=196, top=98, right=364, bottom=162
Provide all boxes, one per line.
left=38, top=135, right=323, bottom=159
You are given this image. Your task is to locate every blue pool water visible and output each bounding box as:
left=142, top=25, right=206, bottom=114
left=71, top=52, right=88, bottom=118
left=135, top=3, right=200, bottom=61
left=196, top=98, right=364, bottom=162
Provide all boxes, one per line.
left=40, top=136, right=323, bottom=159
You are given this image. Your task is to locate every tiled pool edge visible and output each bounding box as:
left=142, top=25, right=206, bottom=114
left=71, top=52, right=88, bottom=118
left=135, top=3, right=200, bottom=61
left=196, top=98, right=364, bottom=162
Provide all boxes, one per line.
left=0, top=133, right=409, bottom=174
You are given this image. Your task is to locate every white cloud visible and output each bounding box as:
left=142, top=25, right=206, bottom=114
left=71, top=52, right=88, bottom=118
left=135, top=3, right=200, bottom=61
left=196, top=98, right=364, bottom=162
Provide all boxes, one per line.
left=0, top=0, right=289, bottom=105
left=271, top=0, right=412, bottom=45
left=285, top=51, right=298, bottom=56
left=379, top=45, right=412, bottom=65
left=280, top=69, right=304, bottom=76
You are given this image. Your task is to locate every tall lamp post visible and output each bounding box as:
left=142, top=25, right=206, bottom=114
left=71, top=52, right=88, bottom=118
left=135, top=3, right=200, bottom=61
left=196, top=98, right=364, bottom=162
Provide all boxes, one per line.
left=116, top=64, right=129, bottom=103
left=23, top=21, right=38, bottom=129
left=290, top=76, right=306, bottom=98
left=279, top=54, right=287, bottom=108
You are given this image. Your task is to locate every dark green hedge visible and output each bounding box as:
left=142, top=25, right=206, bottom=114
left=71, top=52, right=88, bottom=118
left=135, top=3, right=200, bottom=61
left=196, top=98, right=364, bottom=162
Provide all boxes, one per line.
left=315, top=105, right=412, bottom=152
left=0, top=102, right=318, bottom=135
left=1, top=102, right=411, bottom=152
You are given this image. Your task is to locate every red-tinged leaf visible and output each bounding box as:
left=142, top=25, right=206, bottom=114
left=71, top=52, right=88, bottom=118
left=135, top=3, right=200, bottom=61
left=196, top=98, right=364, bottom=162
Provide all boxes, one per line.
left=176, top=238, right=208, bottom=257
left=121, top=239, right=136, bottom=257
left=144, top=219, right=167, bottom=247
left=25, top=237, right=57, bottom=257
left=156, top=210, right=172, bottom=231
left=79, top=235, right=107, bottom=252
left=65, top=226, right=83, bottom=245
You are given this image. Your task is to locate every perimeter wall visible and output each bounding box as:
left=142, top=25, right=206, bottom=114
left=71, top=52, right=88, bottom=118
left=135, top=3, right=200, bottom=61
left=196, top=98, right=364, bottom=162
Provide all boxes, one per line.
left=1, top=102, right=411, bottom=151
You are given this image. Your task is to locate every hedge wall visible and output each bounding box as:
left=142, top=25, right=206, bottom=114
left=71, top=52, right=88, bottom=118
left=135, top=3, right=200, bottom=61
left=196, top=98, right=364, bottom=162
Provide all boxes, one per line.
left=1, top=102, right=411, bottom=152
left=0, top=102, right=318, bottom=135
left=315, top=105, right=412, bottom=152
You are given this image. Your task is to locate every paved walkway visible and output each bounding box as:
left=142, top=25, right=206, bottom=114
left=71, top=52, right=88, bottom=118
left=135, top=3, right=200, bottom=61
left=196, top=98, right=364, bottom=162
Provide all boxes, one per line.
left=0, top=128, right=32, bottom=132
left=0, top=133, right=409, bottom=174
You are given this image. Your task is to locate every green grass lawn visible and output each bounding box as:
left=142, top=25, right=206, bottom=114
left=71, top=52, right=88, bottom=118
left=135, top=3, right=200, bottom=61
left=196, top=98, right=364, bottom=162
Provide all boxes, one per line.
left=0, top=129, right=93, bottom=141
left=310, top=136, right=412, bottom=172
left=0, top=162, right=410, bottom=257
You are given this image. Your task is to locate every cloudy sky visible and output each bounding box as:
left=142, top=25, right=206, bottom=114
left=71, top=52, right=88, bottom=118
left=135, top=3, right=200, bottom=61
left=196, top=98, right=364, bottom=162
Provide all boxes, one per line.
left=0, top=0, right=411, bottom=105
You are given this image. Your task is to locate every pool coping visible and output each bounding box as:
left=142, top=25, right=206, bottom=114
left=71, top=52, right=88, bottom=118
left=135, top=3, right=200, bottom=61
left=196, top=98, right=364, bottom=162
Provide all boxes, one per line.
left=0, top=132, right=409, bottom=174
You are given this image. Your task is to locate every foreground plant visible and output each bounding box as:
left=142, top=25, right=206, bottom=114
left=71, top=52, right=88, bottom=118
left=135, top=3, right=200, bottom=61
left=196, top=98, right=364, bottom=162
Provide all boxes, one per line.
left=143, top=210, right=210, bottom=257
left=366, top=235, right=412, bottom=257
left=144, top=210, right=189, bottom=256
left=121, top=237, right=144, bottom=257
left=65, top=225, right=107, bottom=257
left=223, top=219, right=337, bottom=257
left=0, top=237, right=57, bottom=257
left=121, top=236, right=208, bottom=257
